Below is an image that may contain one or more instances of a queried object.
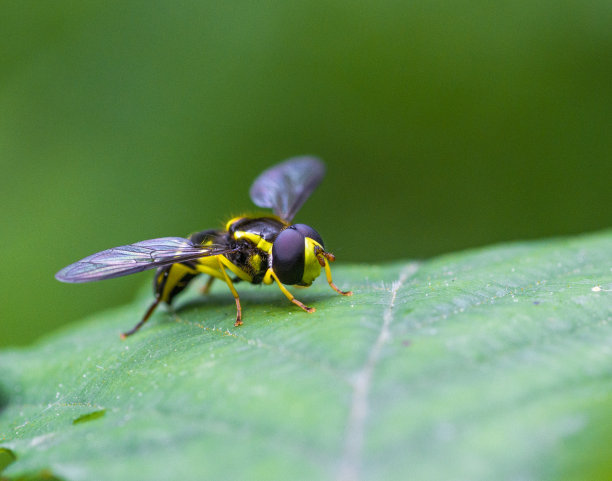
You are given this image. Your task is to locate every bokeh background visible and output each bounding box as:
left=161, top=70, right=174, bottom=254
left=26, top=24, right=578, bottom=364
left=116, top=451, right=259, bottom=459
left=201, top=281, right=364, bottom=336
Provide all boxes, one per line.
left=1, top=1, right=610, bottom=347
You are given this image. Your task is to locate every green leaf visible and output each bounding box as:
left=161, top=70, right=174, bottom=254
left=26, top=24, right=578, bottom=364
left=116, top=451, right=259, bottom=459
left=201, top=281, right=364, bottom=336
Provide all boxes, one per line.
left=1, top=230, right=611, bottom=481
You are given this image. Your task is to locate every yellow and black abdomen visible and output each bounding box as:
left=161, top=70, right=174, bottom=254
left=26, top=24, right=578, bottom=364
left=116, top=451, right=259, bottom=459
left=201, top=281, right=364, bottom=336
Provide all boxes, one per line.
left=153, top=228, right=226, bottom=304
left=153, top=262, right=200, bottom=304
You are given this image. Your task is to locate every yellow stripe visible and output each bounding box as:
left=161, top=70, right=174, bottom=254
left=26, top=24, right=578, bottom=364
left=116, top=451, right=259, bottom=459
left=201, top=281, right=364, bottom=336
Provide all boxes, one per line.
left=233, top=230, right=273, bottom=253
left=302, top=237, right=323, bottom=285
left=225, top=216, right=245, bottom=231
left=160, top=263, right=198, bottom=301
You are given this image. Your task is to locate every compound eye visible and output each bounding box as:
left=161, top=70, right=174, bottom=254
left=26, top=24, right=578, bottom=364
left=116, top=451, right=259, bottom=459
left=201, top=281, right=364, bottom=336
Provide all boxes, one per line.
left=293, top=224, right=324, bottom=248
left=272, top=228, right=305, bottom=285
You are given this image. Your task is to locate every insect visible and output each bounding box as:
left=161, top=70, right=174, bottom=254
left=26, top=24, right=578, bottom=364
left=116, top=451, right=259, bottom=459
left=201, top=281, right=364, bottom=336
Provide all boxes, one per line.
left=56, top=156, right=352, bottom=338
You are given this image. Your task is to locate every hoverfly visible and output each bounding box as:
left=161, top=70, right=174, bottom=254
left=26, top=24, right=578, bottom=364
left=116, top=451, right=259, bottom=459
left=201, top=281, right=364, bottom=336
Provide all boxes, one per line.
left=56, top=156, right=352, bottom=338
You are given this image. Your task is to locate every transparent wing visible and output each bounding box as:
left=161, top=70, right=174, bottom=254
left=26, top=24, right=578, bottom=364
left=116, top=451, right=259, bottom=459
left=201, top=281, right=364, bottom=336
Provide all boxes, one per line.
left=55, top=237, right=237, bottom=283
left=249, top=156, right=325, bottom=223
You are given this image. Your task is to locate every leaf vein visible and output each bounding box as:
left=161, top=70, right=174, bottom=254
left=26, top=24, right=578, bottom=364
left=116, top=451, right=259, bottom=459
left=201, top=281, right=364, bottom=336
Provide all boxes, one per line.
left=337, top=262, right=418, bottom=481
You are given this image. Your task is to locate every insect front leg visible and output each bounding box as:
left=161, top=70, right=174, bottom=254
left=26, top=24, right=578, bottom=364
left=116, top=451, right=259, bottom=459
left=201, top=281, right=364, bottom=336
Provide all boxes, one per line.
left=315, top=248, right=352, bottom=296
left=265, top=269, right=316, bottom=313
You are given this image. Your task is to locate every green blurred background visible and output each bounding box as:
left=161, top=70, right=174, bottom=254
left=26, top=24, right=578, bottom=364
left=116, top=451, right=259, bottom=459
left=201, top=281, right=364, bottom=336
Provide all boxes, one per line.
left=1, top=1, right=610, bottom=347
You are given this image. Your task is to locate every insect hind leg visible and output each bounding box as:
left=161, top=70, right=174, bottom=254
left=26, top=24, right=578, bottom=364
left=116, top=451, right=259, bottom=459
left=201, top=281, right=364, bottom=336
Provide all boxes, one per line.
left=200, top=276, right=215, bottom=295
left=120, top=297, right=161, bottom=339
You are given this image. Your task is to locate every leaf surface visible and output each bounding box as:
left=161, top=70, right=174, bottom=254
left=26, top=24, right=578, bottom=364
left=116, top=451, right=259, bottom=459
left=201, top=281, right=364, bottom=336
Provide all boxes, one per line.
left=1, top=231, right=612, bottom=480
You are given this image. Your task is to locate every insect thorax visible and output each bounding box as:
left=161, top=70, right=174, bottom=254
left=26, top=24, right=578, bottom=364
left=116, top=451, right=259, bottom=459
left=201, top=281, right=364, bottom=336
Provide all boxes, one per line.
left=224, top=216, right=285, bottom=284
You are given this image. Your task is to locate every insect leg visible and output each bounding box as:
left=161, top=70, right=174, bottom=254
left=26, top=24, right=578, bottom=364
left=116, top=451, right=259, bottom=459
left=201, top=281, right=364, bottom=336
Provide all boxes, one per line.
left=216, top=257, right=243, bottom=326
left=269, top=270, right=316, bottom=313
left=120, top=296, right=161, bottom=339
left=200, top=276, right=215, bottom=295
left=317, top=251, right=352, bottom=296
